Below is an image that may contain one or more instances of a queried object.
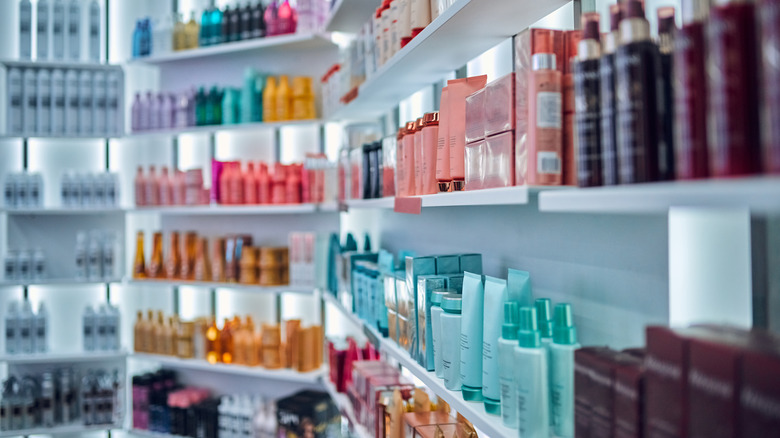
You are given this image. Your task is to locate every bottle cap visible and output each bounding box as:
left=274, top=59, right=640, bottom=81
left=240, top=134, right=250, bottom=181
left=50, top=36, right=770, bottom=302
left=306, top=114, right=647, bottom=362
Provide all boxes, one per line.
left=441, top=293, right=462, bottom=313
left=461, top=385, right=483, bottom=402
left=423, top=112, right=439, bottom=127
left=532, top=29, right=554, bottom=54
left=623, top=0, right=645, bottom=19
left=431, top=289, right=452, bottom=306
left=657, top=7, right=676, bottom=34
left=484, top=397, right=501, bottom=416
left=582, top=12, right=601, bottom=41
left=415, top=117, right=425, bottom=131
left=405, top=121, right=416, bottom=133
left=502, top=301, right=519, bottom=340
left=517, top=306, right=541, bottom=348
left=535, top=298, right=554, bottom=339
left=553, top=303, right=578, bottom=345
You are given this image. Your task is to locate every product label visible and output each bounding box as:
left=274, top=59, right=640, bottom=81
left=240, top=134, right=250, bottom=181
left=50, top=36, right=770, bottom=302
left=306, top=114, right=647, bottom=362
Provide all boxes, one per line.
left=538, top=151, right=561, bottom=174
left=674, top=25, right=708, bottom=179
left=600, top=55, right=618, bottom=185
left=537, top=91, right=562, bottom=128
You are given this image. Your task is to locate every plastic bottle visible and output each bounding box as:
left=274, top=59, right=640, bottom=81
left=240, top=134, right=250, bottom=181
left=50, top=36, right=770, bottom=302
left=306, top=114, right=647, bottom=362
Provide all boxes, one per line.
left=19, top=0, right=32, bottom=59
left=210, top=6, right=224, bottom=45
left=33, top=302, right=48, bottom=353
left=37, top=0, right=50, bottom=60
left=52, top=0, right=65, bottom=59
left=275, top=75, right=291, bottom=121
left=514, top=306, right=549, bottom=437
left=79, top=71, right=93, bottom=135
left=173, top=13, right=185, bottom=50
left=32, top=247, right=45, bottom=281
left=200, top=7, right=211, bottom=46
left=65, top=69, right=79, bottom=135
left=22, top=69, right=37, bottom=136
left=160, top=92, right=173, bottom=129
left=498, top=301, right=519, bottom=428
left=17, top=300, right=33, bottom=354
left=102, top=231, right=115, bottom=279
left=17, top=249, right=30, bottom=282
left=96, top=304, right=109, bottom=350
left=195, top=87, right=207, bottom=126
left=277, top=0, right=295, bottom=35
left=185, top=11, right=200, bottom=49
left=88, top=230, right=103, bottom=281
left=264, top=0, right=278, bottom=36
left=252, top=1, right=266, bottom=38
left=28, top=173, right=42, bottom=208
left=549, top=303, right=580, bottom=438
left=223, top=87, right=238, bottom=124
left=67, top=0, right=81, bottom=61
left=88, top=0, right=100, bottom=62
left=107, top=71, right=120, bottom=135
left=263, top=76, right=277, bottom=122
left=242, top=68, right=258, bottom=123
left=240, top=2, right=252, bottom=40
left=222, top=4, right=234, bottom=43
left=74, top=231, right=87, bottom=280
left=7, top=68, right=23, bottom=135
left=5, top=302, right=19, bottom=354
left=93, top=71, right=107, bottom=135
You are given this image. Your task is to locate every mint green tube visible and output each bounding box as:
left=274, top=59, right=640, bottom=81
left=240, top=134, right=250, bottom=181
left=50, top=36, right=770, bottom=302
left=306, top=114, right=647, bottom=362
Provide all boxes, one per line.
left=459, top=272, right=484, bottom=402
left=482, top=275, right=508, bottom=415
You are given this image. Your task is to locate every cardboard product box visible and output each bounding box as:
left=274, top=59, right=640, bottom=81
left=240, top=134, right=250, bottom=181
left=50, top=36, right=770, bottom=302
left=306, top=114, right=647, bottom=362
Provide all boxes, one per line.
left=739, top=342, right=780, bottom=437
left=644, top=326, right=691, bottom=438
left=612, top=354, right=645, bottom=438
left=574, top=347, right=612, bottom=438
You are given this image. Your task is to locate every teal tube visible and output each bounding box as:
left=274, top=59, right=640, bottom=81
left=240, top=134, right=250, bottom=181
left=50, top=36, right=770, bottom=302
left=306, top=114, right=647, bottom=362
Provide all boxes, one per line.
left=459, top=272, right=484, bottom=402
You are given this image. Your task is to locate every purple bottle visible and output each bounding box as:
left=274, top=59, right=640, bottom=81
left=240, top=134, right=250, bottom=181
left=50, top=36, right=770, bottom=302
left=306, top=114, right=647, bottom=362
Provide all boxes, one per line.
left=264, top=0, right=278, bottom=36
left=140, top=91, right=153, bottom=131
left=148, top=92, right=161, bottom=130
left=168, top=94, right=177, bottom=129
left=160, top=93, right=172, bottom=129
left=131, top=92, right=143, bottom=131
left=187, top=88, right=197, bottom=127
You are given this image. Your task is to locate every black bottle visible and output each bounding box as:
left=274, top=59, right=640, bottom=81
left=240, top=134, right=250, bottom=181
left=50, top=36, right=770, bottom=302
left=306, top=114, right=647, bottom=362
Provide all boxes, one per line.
left=600, top=4, right=621, bottom=185
left=222, top=5, right=233, bottom=43
left=615, top=0, right=661, bottom=184
left=240, top=3, right=253, bottom=40
left=656, top=7, right=676, bottom=181
left=573, top=12, right=603, bottom=187
left=229, top=4, right=241, bottom=42
left=252, top=1, right=266, bottom=38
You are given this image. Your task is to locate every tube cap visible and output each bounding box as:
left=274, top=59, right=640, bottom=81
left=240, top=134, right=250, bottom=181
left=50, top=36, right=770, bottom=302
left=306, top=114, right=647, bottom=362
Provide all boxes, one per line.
left=423, top=111, right=440, bottom=127
left=502, top=302, right=520, bottom=340
left=484, top=397, right=501, bottom=416
left=535, top=298, right=554, bottom=339
left=553, top=303, right=578, bottom=345
left=462, top=385, right=483, bottom=402
left=517, top=307, right=541, bottom=348
left=441, top=293, right=462, bottom=313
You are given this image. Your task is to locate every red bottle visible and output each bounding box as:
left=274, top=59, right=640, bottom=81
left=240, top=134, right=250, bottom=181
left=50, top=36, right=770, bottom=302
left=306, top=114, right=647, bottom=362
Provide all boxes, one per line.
left=219, top=164, right=232, bottom=205
left=761, top=0, right=780, bottom=172
left=229, top=163, right=244, bottom=204
left=244, top=162, right=258, bottom=204
left=257, top=162, right=270, bottom=204
left=706, top=0, right=761, bottom=176
left=134, top=166, right=146, bottom=206
left=159, top=166, right=172, bottom=205
left=286, top=164, right=302, bottom=204
left=271, top=163, right=287, bottom=204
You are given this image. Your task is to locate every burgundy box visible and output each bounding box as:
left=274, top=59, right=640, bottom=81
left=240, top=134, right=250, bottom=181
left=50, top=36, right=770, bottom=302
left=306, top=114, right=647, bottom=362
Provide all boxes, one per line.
left=613, top=354, right=645, bottom=438
left=644, top=326, right=691, bottom=438
left=739, top=346, right=780, bottom=436
left=574, top=347, right=610, bottom=438
left=589, top=350, right=618, bottom=438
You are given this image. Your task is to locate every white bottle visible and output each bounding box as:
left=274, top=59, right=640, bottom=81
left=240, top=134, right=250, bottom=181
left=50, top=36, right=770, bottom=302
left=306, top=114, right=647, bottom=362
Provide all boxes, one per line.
left=60, top=171, right=72, bottom=207
left=4, top=250, right=18, bottom=281
left=37, top=0, right=50, bottom=60
left=37, top=70, right=52, bottom=135
left=106, top=72, right=119, bottom=136
left=52, top=0, right=65, bottom=59
left=88, top=0, right=100, bottom=62
left=67, top=0, right=81, bottom=61
left=96, top=304, right=108, bottom=350
left=7, top=68, right=23, bottom=135
left=33, top=302, right=47, bottom=353
left=87, top=230, right=102, bottom=280
left=91, top=172, right=104, bottom=206
left=51, top=69, right=65, bottom=134
left=17, top=250, right=31, bottom=282
left=514, top=307, right=550, bottom=438
left=108, top=304, right=120, bottom=351
left=32, top=248, right=45, bottom=280
left=82, top=305, right=95, bottom=351
left=5, top=301, right=19, bottom=354
left=22, top=69, right=38, bottom=135
left=240, top=395, right=253, bottom=438
left=4, top=173, right=17, bottom=208
left=252, top=396, right=265, bottom=437
left=28, top=173, right=42, bottom=208
left=101, top=231, right=115, bottom=279
left=18, top=300, right=34, bottom=354
left=93, top=72, right=106, bottom=136
left=104, top=173, right=118, bottom=207
left=218, top=396, right=231, bottom=438
left=75, top=231, right=87, bottom=279
left=263, top=403, right=276, bottom=438
left=70, top=171, right=83, bottom=206
left=19, top=0, right=32, bottom=59
left=15, top=173, right=28, bottom=208
left=65, top=70, right=79, bottom=135
left=79, top=70, right=93, bottom=135
left=78, top=172, right=91, bottom=207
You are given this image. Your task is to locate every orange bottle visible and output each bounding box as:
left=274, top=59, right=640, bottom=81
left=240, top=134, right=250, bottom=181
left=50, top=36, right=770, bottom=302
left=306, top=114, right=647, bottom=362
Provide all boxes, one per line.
left=154, top=311, right=166, bottom=355
left=133, top=311, right=144, bottom=352
left=253, top=328, right=263, bottom=367
left=148, top=232, right=164, bottom=278
left=205, top=317, right=221, bottom=364
left=229, top=163, right=244, bottom=205
left=180, top=232, right=197, bottom=280
left=165, top=232, right=181, bottom=279
left=244, top=316, right=258, bottom=366
left=193, top=237, right=211, bottom=281
left=220, top=163, right=233, bottom=205
left=211, top=238, right=225, bottom=282
left=263, top=76, right=277, bottom=122
left=275, top=75, right=291, bottom=121
left=133, top=231, right=146, bottom=279
left=220, top=318, right=234, bottom=364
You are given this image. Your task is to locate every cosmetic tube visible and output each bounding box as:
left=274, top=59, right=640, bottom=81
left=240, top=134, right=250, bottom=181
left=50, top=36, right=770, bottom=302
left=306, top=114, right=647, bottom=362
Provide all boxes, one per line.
left=657, top=7, right=676, bottom=181
left=402, top=121, right=417, bottom=196
left=507, top=268, right=533, bottom=307
left=515, top=306, right=549, bottom=437
left=615, top=0, right=661, bottom=183
left=414, top=117, right=425, bottom=195
left=574, top=13, right=602, bottom=187
left=601, top=4, right=621, bottom=185
left=420, top=112, right=440, bottom=194
left=707, top=0, right=761, bottom=176
left=674, top=0, right=710, bottom=179
left=459, top=272, right=484, bottom=402
left=436, top=87, right=451, bottom=191
left=430, top=290, right=449, bottom=379
left=448, top=76, right=488, bottom=190
left=440, top=293, right=463, bottom=391
left=550, top=303, right=580, bottom=438
left=762, top=0, right=780, bottom=172
left=482, top=276, right=508, bottom=415
left=498, top=301, right=519, bottom=428
left=528, top=30, right=563, bottom=185
left=417, top=275, right=447, bottom=370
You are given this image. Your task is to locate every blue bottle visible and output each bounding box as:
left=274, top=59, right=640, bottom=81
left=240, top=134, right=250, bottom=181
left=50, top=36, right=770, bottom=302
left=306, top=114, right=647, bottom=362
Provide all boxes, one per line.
left=132, top=20, right=141, bottom=58
left=199, top=8, right=211, bottom=46
left=210, top=6, right=223, bottom=45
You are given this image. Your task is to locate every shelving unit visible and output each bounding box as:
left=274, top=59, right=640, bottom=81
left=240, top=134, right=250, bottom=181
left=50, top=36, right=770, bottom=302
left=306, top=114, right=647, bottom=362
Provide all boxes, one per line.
left=324, top=0, right=382, bottom=33
left=0, top=278, right=123, bottom=287
left=125, top=119, right=322, bottom=138
left=0, top=208, right=125, bottom=215
left=126, top=33, right=334, bottom=65
left=129, top=429, right=188, bottom=438
left=0, top=423, right=120, bottom=437
left=344, top=186, right=562, bottom=210
left=0, top=350, right=127, bottom=364
left=127, top=203, right=328, bottom=215
left=326, top=0, right=568, bottom=120
left=130, top=353, right=326, bottom=383
left=125, top=279, right=316, bottom=295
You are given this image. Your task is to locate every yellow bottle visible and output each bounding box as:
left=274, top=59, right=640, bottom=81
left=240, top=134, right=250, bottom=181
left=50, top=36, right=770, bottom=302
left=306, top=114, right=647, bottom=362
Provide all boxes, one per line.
left=167, top=316, right=178, bottom=356
left=144, top=310, right=155, bottom=353
left=173, top=14, right=185, bottom=51
left=291, top=77, right=306, bottom=120
left=185, top=11, right=200, bottom=49
left=275, top=75, right=291, bottom=121
left=206, top=318, right=221, bottom=364
left=155, top=311, right=166, bottom=355
left=133, top=231, right=146, bottom=279
left=304, top=77, right=317, bottom=119
left=220, top=318, right=234, bottom=364
left=263, top=77, right=277, bottom=122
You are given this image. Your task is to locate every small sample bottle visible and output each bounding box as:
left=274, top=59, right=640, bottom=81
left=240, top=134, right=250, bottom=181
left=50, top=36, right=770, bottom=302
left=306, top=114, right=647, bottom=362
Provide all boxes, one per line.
left=440, top=293, right=463, bottom=391
left=133, top=231, right=146, bottom=278
left=528, top=30, right=563, bottom=185
left=573, top=13, right=602, bottom=187
left=550, top=303, right=580, bottom=438
left=515, top=306, right=549, bottom=438
left=498, top=301, right=519, bottom=429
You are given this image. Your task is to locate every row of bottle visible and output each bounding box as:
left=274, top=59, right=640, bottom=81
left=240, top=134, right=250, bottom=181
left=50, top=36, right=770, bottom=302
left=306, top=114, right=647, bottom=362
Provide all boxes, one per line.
left=212, top=161, right=312, bottom=206
left=3, top=173, right=43, bottom=209
left=75, top=230, right=120, bottom=281
left=3, top=300, right=47, bottom=355
left=61, top=171, right=120, bottom=208
left=3, top=249, right=46, bottom=282
left=6, top=68, right=123, bottom=137
left=133, top=311, right=323, bottom=372
left=0, top=369, right=122, bottom=431
left=18, top=0, right=101, bottom=62
left=82, top=304, right=121, bottom=352
left=133, top=166, right=207, bottom=207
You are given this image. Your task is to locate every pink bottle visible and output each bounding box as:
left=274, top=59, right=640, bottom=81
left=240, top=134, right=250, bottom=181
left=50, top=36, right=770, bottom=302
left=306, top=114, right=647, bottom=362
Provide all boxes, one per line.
left=145, top=165, right=160, bottom=206
left=413, top=117, right=425, bottom=195
left=265, top=0, right=278, bottom=36
left=421, top=112, right=440, bottom=194
left=244, top=162, right=258, bottom=204
left=134, top=166, right=146, bottom=206
left=159, top=166, right=172, bottom=205
left=402, top=121, right=416, bottom=196
left=219, top=164, right=232, bottom=205
left=172, top=169, right=185, bottom=205
left=271, top=163, right=287, bottom=204
left=287, top=164, right=302, bottom=204
left=257, top=162, right=270, bottom=204
left=301, top=159, right=312, bottom=203
left=229, top=163, right=244, bottom=204
left=277, top=0, right=296, bottom=35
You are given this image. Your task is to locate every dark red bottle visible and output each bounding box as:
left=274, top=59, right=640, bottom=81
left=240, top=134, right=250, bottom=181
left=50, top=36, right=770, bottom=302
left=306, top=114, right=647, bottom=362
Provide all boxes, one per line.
left=656, top=7, right=676, bottom=181
left=574, top=12, right=603, bottom=187
left=600, top=4, right=621, bottom=185
left=674, top=0, right=710, bottom=179
left=760, top=0, right=780, bottom=172
left=707, top=0, right=762, bottom=176
left=615, top=0, right=661, bottom=184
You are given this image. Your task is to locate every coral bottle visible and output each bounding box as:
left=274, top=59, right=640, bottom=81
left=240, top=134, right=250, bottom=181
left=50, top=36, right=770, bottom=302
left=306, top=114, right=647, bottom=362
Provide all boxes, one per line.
left=528, top=29, right=563, bottom=186
left=134, top=166, right=146, bottom=206
left=244, top=162, right=258, bottom=204
left=257, top=162, right=270, bottom=204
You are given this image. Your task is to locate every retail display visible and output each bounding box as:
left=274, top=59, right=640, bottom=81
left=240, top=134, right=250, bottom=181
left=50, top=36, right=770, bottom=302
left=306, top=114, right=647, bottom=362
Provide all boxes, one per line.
left=3, top=172, right=43, bottom=209
left=75, top=230, right=119, bottom=281
left=82, top=304, right=121, bottom=352
left=0, top=368, right=122, bottom=432
left=19, top=0, right=101, bottom=62
left=4, top=300, right=47, bottom=354
left=3, top=248, right=46, bottom=281
left=59, top=171, right=120, bottom=208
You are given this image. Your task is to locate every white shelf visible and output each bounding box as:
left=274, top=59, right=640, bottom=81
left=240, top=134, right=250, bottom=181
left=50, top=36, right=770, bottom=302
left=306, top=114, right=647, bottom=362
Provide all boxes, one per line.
left=126, top=203, right=333, bottom=215
left=538, top=177, right=780, bottom=214
left=130, top=353, right=326, bottom=383
left=126, top=119, right=322, bottom=138
left=322, top=378, right=372, bottom=438
left=0, top=59, right=122, bottom=70
left=125, top=279, right=315, bottom=294
left=0, top=278, right=123, bottom=287
left=0, top=350, right=127, bottom=364
left=0, top=423, right=119, bottom=437
left=324, top=0, right=381, bottom=33
left=128, top=429, right=187, bottom=438
left=127, top=33, right=335, bottom=65
left=344, top=197, right=395, bottom=209
left=344, top=186, right=562, bottom=210
left=0, top=207, right=125, bottom=215
left=326, top=0, right=568, bottom=121
left=0, top=133, right=122, bottom=139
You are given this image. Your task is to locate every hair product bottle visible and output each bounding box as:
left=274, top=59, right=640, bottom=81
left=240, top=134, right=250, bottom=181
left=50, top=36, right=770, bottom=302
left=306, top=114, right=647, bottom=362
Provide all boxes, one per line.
left=528, top=30, right=563, bottom=185
left=573, top=12, right=602, bottom=187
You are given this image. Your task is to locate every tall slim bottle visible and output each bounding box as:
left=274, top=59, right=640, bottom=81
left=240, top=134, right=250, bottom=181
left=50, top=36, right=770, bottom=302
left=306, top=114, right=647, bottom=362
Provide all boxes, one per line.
left=528, top=30, right=563, bottom=185
left=708, top=0, right=761, bottom=176
left=52, top=0, right=65, bottom=59
left=200, top=8, right=211, bottom=46
left=148, top=232, right=164, bottom=278
left=240, top=2, right=253, bottom=40
left=674, top=0, right=710, bottom=179
left=67, top=0, right=81, bottom=61
left=264, top=77, right=278, bottom=122
left=615, top=0, right=661, bottom=183
left=549, top=303, right=580, bottom=438
left=276, top=75, right=291, bottom=121
left=88, top=0, right=100, bottom=62
left=600, top=4, right=621, bottom=185
left=37, top=0, right=50, bottom=60
left=252, top=2, right=266, bottom=38
left=573, top=13, right=602, bottom=187
left=222, top=4, right=234, bottom=43
left=514, top=306, right=549, bottom=438
left=657, top=7, right=676, bottom=181
left=133, top=231, right=146, bottom=278
left=19, top=0, right=32, bottom=59
left=498, top=301, right=519, bottom=429
left=210, top=6, right=224, bottom=45
left=165, top=231, right=181, bottom=279
left=762, top=0, right=780, bottom=172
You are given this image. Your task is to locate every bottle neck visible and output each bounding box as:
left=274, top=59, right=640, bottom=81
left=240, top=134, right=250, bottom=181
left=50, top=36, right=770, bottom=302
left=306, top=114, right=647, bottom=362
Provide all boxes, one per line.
left=619, top=17, right=651, bottom=46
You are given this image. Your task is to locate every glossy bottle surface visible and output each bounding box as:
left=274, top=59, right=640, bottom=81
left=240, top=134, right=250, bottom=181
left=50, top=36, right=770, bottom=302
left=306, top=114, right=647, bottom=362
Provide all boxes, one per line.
left=133, top=231, right=146, bottom=278
left=674, top=21, right=709, bottom=179
left=762, top=0, right=780, bottom=172
left=574, top=58, right=602, bottom=187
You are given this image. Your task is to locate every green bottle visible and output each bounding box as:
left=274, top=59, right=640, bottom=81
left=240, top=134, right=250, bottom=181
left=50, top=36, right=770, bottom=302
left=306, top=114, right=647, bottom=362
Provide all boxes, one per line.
left=241, top=68, right=257, bottom=124
left=195, top=87, right=207, bottom=126
left=222, top=88, right=238, bottom=125
left=253, top=74, right=266, bottom=122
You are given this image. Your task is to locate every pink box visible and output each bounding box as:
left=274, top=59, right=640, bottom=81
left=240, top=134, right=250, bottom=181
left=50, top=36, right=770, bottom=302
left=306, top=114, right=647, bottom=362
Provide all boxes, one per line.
left=465, top=140, right=485, bottom=191
left=484, top=131, right=515, bottom=188
left=465, top=88, right=485, bottom=144
left=484, top=73, right=515, bottom=137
